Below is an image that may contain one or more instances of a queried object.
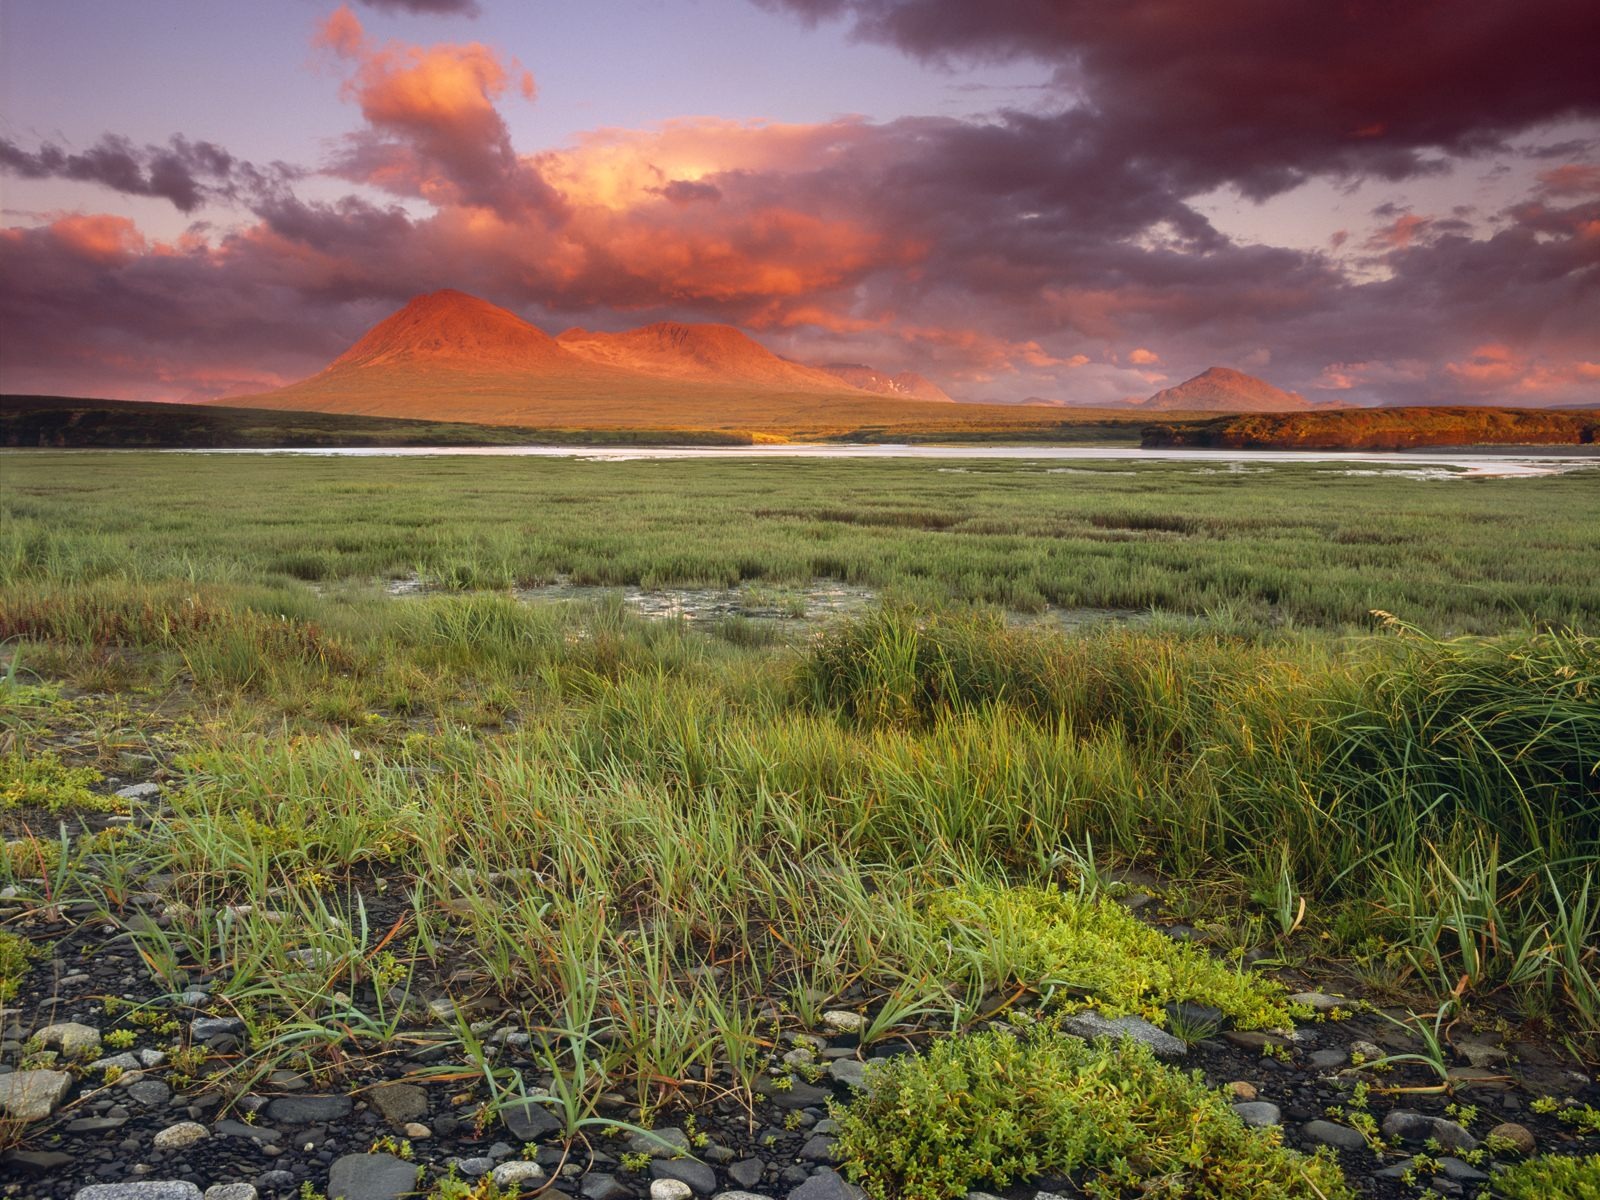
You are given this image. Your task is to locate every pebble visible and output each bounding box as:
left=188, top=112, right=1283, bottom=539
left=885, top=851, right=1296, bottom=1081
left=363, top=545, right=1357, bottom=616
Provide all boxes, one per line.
left=1060, top=1011, right=1186, bottom=1059
left=266, top=1094, right=353, bottom=1123
left=0, top=1068, right=73, bottom=1121
left=1287, top=992, right=1345, bottom=1012
left=819, top=1011, right=864, bottom=1036
left=368, top=1081, right=427, bottom=1125
left=327, top=1152, right=421, bottom=1200
left=34, top=1021, right=104, bottom=1057
left=827, top=1059, right=869, bottom=1089
left=74, top=1187, right=202, bottom=1200
left=203, top=1188, right=259, bottom=1200
left=1225, top=1081, right=1258, bottom=1100
left=1487, top=1121, right=1535, bottom=1154
left=581, top=1175, right=631, bottom=1200
left=1381, top=1109, right=1479, bottom=1151
left=786, top=1170, right=865, bottom=1200
left=152, top=1121, right=209, bottom=1151
left=1231, top=1101, right=1281, bottom=1128
left=1301, top=1119, right=1367, bottom=1151
left=655, top=1159, right=718, bottom=1195
left=651, top=1182, right=695, bottom=1200
left=115, top=782, right=162, bottom=801
left=628, top=1126, right=691, bottom=1158
left=490, top=1161, right=546, bottom=1187
left=403, top=1121, right=432, bottom=1139
left=500, top=1096, right=563, bottom=1140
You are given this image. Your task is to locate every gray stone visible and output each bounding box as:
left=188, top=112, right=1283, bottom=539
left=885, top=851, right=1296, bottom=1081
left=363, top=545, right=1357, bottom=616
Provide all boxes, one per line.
left=1437, top=1157, right=1488, bottom=1182
left=93, top=1052, right=143, bottom=1073
left=755, top=1076, right=832, bottom=1109
left=1487, top=1121, right=1535, bottom=1154
left=798, top=1134, right=837, bottom=1161
left=451, top=1158, right=493, bottom=1178
left=654, top=1159, right=718, bottom=1195
left=0, top=1069, right=72, bottom=1121
left=1381, top=1110, right=1478, bottom=1151
left=500, top=1096, right=563, bottom=1141
left=34, top=1021, right=103, bottom=1057
left=66, top=1116, right=130, bottom=1133
left=629, top=1126, right=692, bottom=1158
left=1060, top=1011, right=1186, bottom=1059
left=152, top=1121, right=209, bottom=1151
left=203, top=1188, right=258, bottom=1200
left=267, top=1094, right=353, bottom=1123
left=125, top=1078, right=171, bottom=1108
left=820, top=1011, right=864, bottom=1036
left=728, top=1160, right=765, bottom=1189
left=714, top=1194, right=773, bottom=1200
left=827, top=1060, right=869, bottom=1090
left=74, top=1187, right=202, bottom=1200
left=1224, top=1030, right=1292, bottom=1052
left=190, top=1017, right=244, bottom=1040
left=490, top=1161, right=546, bottom=1188
left=1231, top=1102, right=1281, bottom=1128
left=581, top=1175, right=632, bottom=1200
left=651, top=1183, right=694, bottom=1200
left=116, top=782, right=162, bottom=801
left=1307, top=1048, right=1348, bottom=1070
left=1301, top=1120, right=1367, bottom=1151
left=368, top=1082, right=427, bottom=1126
left=214, top=1118, right=280, bottom=1143
left=786, top=1170, right=865, bottom=1200
left=328, top=1153, right=421, bottom=1200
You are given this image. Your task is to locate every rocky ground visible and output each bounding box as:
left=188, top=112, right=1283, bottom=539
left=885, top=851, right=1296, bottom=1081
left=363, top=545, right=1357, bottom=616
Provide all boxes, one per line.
left=3, top=780, right=1597, bottom=1200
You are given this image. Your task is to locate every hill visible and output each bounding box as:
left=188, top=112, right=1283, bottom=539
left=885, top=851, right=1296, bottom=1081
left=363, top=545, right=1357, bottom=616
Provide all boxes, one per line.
left=817, top=363, right=954, bottom=403
left=227, top=290, right=1145, bottom=438
left=1142, top=406, right=1600, bottom=450
left=1143, top=367, right=1312, bottom=412
left=557, top=322, right=851, bottom=392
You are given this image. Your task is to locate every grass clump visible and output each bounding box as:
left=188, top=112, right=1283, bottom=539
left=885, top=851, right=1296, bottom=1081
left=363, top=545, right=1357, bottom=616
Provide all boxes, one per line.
left=833, top=1025, right=1352, bottom=1200
left=0, top=748, right=109, bottom=812
left=1493, top=1153, right=1600, bottom=1199
left=0, top=930, right=32, bottom=1001
left=927, top=884, right=1295, bottom=1029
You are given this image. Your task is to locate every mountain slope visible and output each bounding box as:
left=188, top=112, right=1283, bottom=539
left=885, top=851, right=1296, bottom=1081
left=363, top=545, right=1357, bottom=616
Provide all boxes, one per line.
left=557, top=322, right=855, bottom=393
left=817, top=363, right=953, bottom=403
left=1143, top=367, right=1311, bottom=412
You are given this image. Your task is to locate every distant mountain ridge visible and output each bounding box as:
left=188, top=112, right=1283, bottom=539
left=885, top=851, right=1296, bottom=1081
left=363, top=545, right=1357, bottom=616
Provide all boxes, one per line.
left=556, top=322, right=849, bottom=392
left=817, top=363, right=953, bottom=403
left=227, top=290, right=998, bottom=431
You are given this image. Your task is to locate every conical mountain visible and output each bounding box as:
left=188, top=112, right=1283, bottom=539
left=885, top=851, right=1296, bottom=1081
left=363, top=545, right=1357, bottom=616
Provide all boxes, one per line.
left=328, top=289, right=575, bottom=371
left=1143, top=367, right=1310, bottom=412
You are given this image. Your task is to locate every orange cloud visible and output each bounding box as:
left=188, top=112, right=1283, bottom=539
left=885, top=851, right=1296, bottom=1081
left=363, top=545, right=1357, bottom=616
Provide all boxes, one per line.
left=35, top=213, right=148, bottom=264
left=1128, top=346, right=1160, bottom=364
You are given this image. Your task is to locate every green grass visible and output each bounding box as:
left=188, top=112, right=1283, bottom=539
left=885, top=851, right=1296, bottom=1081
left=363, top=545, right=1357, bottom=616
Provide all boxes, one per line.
left=3, top=451, right=1598, bottom=630
left=1493, top=1153, right=1600, bottom=1199
left=2, top=449, right=1597, bottom=1193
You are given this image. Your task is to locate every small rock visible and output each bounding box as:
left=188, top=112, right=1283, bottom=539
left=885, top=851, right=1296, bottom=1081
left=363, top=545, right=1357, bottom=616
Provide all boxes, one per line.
left=327, top=1152, right=419, bottom=1200
left=1486, top=1121, right=1535, bottom=1154
left=629, top=1126, right=691, bottom=1158
left=820, top=1011, right=864, bottom=1036
left=1302, top=1120, right=1367, bottom=1151
left=115, top=782, right=162, bottom=801
left=1306, top=1049, right=1347, bottom=1070
left=799, top=1133, right=838, bottom=1161
left=491, top=1161, right=547, bottom=1188
left=190, top=1017, right=244, bottom=1040
left=1437, top=1157, right=1488, bottom=1183
left=1381, top=1110, right=1478, bottom=1152
left=500, top=1096, right=563, bottom=1141
left=0, top=1069, right=73, bottom=1121
left=34, top=1021, right=103, bottom=1057
left=403, top=1122, right=431, bottom=1139
left=728, top=1160, right=765, bottom=1189
left=1225, top=1081, right=1258, bottom=1101
left=368, top=1082, right=427, bottom=1126
left=651, top=1182, right=694, bottom=1200
left=74, top=1187, right=201, bottom=1200
left=1232, top=1102, right=1281, bottom=1128
left=655, top=1160, right=718, bottom=1196
left=581, top=1175, right=631, bottom=1200
left=203, top=1188, right=259, bottom=1200
left=1061, top=1011, right=1186, bottom=1059
left=1350, top=1039, right=1382, bottom=1060
left=451, top=1158, right=493, bottom=1178
left=1224, top=1030, right=1292, bottom=1053
left=827, top=1059, right=869, bottom=1090
left=152, top=1121, right=209, bottom=1151
left=714, top=1194, right=772, bottom=1200
left=1456, top=1040, right=1507, bottom=1070
left=266, top=1094, right=353, bottom=1123
left=93, top=1052, right=143, bottom=1073
left=125, top=1078, right=171, bottom=1108
left=786, top=1170, right=865, bottom=1200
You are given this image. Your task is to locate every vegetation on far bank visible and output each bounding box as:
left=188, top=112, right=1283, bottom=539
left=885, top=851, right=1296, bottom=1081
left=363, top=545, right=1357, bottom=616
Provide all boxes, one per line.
left=1144, top=405, right=1600, bottom=451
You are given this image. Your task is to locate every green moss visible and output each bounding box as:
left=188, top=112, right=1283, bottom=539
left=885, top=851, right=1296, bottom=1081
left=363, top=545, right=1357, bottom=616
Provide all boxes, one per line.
left=834, top=1025, right=1352, bottom=1200
left=1493, top=1153, right=1600, bottom=1200
left=0, top=749, right=112, bottom=812
left=0, top=930, right=33, bottom=1002
left=926, top=884, right=1298, bottom=1029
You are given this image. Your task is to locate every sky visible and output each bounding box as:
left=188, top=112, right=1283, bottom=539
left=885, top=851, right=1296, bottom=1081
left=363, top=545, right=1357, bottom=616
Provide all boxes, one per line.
left=1, top=0, right=1597, bottom=407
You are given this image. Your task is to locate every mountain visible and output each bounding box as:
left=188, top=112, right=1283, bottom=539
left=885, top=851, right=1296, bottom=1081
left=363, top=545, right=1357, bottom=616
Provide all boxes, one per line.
left=227, top=290, right=1064, bottom=434
left=1142, top=367, right=1311, bottom=412
left=816, top=363, right=953, bottom=403
left=1143, top=406, right=1600, bottom=450
left=557, top=322, right=854, bottom=393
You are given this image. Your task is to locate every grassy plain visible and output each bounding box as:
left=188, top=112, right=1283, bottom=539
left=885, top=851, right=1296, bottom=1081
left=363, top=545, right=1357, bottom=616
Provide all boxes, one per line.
left=2, top=451, right=1598, bottom=1197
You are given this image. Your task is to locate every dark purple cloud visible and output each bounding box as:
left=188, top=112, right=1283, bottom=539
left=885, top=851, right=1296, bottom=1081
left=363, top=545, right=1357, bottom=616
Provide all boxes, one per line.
left=0, top=134, right=298, bottom=214
left=357, top=0, right=481, bottom=14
